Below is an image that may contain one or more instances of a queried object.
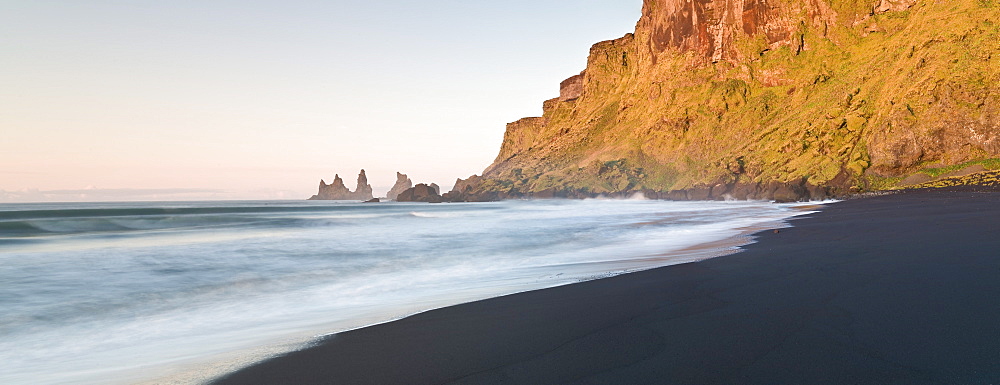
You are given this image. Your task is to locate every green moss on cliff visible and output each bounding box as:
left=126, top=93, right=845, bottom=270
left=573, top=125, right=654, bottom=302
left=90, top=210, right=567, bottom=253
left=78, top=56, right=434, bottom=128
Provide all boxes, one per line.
left=919, top=158, right=1000, bottom=177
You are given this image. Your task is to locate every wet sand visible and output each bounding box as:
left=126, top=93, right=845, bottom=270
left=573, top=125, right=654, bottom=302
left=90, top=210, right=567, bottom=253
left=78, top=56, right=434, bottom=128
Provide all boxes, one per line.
left=212, top=188, right=1000, bottom=384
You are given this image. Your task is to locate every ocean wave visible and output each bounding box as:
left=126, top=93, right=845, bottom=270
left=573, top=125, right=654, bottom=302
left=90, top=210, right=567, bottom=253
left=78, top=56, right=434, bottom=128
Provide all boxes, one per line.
left=0, top=203, right=389, bottom=222
left=408, top=211, right=464, bottom=218
left=0, top=199, right=820, bottom=385
left=0, top=209, right=403, bottom=238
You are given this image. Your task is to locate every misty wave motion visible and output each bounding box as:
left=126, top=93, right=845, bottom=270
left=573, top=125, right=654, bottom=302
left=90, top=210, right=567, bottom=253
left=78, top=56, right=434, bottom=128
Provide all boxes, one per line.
left=0, top=199, right=818, bottom=384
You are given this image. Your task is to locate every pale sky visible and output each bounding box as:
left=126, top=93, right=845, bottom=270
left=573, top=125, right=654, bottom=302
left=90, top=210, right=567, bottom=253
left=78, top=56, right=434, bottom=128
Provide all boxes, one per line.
left=0, top=1, right=642, bottom=202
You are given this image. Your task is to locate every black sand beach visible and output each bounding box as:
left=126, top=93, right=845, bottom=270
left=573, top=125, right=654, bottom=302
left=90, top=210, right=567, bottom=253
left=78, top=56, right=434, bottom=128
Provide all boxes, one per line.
left=213, top=189, right=1000, bottom=384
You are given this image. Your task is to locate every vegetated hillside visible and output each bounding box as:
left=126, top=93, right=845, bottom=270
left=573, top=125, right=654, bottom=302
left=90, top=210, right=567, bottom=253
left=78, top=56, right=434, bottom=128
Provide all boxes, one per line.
left=459, top=0, right=1000, bottom=201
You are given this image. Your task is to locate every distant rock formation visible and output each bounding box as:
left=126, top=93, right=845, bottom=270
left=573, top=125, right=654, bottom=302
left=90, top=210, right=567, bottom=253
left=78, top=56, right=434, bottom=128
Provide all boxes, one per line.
left=312, top=174, right=350, bottom=200
left=354, top=170, right=373, bottom=200
left=385, top=172, right=413, bottom=200
left=396, top=183, right=443, bottom=203
left=308, top=169, right=374, bottom=200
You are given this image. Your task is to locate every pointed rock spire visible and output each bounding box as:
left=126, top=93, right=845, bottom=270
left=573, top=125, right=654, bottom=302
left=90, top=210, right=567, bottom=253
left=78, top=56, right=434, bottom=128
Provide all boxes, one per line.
left=386, top=172, right=413, bottom=200
left=308, top=170, right=373, bottom=200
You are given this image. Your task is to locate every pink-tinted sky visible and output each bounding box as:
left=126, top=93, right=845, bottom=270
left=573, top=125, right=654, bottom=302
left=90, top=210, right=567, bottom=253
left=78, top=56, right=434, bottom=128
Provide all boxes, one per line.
left=1, top=1, right=641, bottom=202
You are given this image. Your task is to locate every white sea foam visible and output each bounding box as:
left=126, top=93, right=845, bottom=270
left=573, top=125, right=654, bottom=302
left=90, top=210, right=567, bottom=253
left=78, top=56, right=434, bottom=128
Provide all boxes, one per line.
left=0, top=199, right=821, bottom=384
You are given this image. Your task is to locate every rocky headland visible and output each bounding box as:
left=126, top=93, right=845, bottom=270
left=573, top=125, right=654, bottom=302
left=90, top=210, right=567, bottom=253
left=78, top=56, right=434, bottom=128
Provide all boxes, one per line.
left=446, top=0, right=1000, bottom=202
left=310, top=0, right=998, bottom=202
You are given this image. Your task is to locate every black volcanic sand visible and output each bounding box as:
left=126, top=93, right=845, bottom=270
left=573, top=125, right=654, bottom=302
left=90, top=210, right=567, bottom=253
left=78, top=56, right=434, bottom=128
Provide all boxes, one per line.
left=213, top=189, right=1000, bottom=385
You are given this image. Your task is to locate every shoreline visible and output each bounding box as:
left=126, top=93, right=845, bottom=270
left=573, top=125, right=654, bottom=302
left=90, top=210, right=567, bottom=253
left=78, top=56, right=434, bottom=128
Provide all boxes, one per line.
left=127, top=200, right=813, bottom=385
left=202, top=203, right=810, bottom=383
left=212, top=188, right=1000, bottom=384
left=202, top=205, right=811, bottom=385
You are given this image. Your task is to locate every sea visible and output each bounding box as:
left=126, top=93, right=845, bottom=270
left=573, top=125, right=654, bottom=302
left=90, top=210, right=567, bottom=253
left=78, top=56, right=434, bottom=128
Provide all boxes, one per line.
left=0, top=198, right=820, bottom=384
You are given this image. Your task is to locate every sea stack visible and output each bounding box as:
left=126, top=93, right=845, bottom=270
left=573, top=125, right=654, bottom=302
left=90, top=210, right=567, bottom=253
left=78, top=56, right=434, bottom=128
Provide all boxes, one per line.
left=308, top=169, right=374, bottom=200
left=386, top=172, right=413, bottom=200
left=354, top=170, right=373, bottom=200
left=395, top=183, right=443, bottom=203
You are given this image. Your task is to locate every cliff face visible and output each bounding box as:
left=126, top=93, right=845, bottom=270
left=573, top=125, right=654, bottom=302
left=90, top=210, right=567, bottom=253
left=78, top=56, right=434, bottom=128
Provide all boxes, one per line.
left=475, top=0, right=1000, bottom=200
left=638, top=0, right=799, bottom=63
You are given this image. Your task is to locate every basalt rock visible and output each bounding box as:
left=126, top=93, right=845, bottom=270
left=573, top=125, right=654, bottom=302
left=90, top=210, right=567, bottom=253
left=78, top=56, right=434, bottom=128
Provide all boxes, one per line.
left=354, top=170, right=373, bottom=200
left=308, top=169, right=374, bottom=201
left=442, top=175, right=497, bottom=202
left=396, top=183, right=444, bottom=203
left=873, top=0, right=917, bottom=14
left=559, top=72, right=585, bottom=102
left=386, top=172, right=413, bottom=200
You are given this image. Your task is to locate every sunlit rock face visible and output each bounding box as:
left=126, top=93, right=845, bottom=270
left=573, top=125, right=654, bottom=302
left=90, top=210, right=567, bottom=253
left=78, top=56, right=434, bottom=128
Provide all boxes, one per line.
left=559, top=72, right=585, bottom=101
left=873, top=0, right=916, bottom=13
left=462, top=0, right=1000, bottom=201
left=638, top=0, right=797, bottom=63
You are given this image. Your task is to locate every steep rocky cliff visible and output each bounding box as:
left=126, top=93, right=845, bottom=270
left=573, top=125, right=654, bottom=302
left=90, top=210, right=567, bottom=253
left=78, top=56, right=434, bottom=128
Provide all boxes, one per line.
left=468, top=0, right=999, bottom=200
